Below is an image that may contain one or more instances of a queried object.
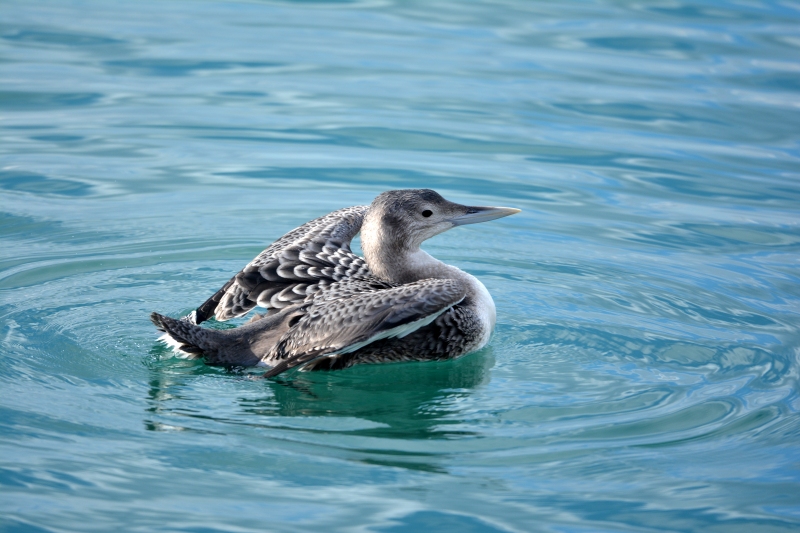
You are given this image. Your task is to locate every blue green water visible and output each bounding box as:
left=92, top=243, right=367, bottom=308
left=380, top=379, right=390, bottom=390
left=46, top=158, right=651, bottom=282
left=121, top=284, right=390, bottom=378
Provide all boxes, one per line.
left=2, top=0, right=800, bottom=531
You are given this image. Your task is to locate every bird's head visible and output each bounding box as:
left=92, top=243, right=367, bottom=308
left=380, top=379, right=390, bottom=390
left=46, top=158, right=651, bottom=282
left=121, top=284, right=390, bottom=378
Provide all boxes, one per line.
left=363, top=189, right=520, bottom=252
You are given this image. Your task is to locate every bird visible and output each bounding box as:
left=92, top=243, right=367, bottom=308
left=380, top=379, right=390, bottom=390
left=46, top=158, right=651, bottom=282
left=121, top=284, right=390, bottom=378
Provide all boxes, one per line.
left=150, top=189, right=520, bottom=378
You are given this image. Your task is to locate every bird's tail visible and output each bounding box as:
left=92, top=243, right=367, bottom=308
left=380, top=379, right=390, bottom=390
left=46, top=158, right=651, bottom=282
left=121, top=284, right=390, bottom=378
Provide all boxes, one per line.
left=150, top=312, right=212, bottom=357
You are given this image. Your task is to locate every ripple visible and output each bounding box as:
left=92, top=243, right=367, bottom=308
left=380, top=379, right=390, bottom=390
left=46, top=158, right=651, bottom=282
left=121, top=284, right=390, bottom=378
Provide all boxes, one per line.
left=1, top=0, right=799, bottom=531
left=0, top=28, right=125, bottom=47
left=0, top=91, right=103, bottom=110
left=102, top=59, right=285, bottom=77
left=0, top=170, right=93, bottom=196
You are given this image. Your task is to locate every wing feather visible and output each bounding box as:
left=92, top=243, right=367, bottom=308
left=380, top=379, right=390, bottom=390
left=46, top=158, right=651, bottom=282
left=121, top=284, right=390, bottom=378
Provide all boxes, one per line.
left=192, top=205, right=370, bottom=324
left=263, top=278, right=467, bottom=377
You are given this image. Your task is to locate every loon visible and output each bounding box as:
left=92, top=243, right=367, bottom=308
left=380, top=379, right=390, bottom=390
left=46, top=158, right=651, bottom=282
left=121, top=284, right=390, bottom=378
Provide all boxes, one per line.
left=150, top=189, right=520, bottom=378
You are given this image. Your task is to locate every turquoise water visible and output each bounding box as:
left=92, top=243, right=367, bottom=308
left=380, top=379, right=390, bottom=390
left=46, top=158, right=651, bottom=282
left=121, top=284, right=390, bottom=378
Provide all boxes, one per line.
left=2, top=0, right=800, bottom=531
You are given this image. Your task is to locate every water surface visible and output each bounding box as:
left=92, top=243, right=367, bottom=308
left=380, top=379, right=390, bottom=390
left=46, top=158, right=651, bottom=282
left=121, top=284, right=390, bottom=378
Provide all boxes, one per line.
left=2, top=0, right=800, bottom=531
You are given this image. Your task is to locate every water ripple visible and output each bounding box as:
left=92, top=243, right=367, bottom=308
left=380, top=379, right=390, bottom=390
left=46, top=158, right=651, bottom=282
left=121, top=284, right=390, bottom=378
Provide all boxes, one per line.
left=1, top=0, right=799, bottom=531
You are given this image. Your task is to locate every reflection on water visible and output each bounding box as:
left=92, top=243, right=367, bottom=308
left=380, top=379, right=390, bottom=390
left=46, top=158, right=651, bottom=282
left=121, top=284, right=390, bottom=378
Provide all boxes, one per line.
left=144, top=349, right=495, bottom=474
left=145, top=348, right=494, bottom=442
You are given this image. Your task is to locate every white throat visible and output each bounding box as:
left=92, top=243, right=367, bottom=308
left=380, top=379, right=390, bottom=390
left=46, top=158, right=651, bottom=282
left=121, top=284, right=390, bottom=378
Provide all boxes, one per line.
left=360, top=215, right=497, bottom=349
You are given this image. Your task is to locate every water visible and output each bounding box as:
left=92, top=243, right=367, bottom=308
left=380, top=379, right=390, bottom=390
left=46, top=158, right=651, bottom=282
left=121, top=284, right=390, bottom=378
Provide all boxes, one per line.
left=2, top=0, right=799, bottom=531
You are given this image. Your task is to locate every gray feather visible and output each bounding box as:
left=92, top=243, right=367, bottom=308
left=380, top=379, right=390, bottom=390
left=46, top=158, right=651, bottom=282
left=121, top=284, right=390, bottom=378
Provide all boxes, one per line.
left=263, top=278, right=467, bottom=377
left=151, top=307, right=305, bottom=367
left=193, top=206, right=369, bottom=323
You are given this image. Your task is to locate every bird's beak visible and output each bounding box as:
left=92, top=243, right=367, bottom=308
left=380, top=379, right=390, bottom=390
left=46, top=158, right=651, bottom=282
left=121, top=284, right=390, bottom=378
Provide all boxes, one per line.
left=450, top=206, right=521, bottom=226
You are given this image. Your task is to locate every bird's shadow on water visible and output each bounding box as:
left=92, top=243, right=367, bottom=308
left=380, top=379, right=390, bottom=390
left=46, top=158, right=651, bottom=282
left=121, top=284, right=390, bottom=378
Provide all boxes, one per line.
left=144, top=343, right=495, bottom=445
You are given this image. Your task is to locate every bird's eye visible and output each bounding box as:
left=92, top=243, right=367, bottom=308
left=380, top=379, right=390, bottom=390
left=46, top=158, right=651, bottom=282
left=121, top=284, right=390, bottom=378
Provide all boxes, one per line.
left=422, top=210, right=433, bottom=218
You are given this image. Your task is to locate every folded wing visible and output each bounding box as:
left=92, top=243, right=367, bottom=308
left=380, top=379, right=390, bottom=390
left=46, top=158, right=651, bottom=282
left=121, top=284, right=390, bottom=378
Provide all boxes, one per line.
left=263, top=278, right=467, bottom=377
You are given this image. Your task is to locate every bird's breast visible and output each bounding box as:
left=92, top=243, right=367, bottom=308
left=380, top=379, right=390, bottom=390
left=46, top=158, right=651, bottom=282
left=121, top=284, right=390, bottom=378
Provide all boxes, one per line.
left=465, top=275, right=497, bottom=350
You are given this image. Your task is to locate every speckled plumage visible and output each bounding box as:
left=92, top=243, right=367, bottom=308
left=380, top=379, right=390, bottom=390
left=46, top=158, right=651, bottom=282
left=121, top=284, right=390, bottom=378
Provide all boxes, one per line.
left=151, top=189, right=519, bottom=377
left=192, top=206, right=371, bottom=323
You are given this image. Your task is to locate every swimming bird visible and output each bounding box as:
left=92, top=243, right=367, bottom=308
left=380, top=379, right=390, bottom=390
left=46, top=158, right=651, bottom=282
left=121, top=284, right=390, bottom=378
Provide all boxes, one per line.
left=150, top=189, right=520, bottom=377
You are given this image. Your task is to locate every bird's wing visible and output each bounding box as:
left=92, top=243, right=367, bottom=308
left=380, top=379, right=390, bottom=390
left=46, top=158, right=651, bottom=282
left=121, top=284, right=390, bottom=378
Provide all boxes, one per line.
left=262, top=278, right=467, bottom=377
left=192, top=205, right=370, bottom=324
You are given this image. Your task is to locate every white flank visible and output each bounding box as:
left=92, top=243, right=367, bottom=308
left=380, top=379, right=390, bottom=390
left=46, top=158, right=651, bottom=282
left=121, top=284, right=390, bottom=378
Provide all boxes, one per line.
left=184, top=310, right=198, bottom=325
left=469, top=276, right=496, bottom=350
left=157, top=332, right=198, bottom=359
left=339, top=304, right=456, bottom=355
left=296, top=304, right=458, bottom=372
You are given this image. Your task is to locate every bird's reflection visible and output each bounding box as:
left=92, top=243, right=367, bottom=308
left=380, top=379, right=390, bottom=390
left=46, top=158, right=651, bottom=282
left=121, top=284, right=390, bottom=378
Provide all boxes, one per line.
left=254, top=349, right=494, bottom=440
left=145, top=343, right=494, bottom=441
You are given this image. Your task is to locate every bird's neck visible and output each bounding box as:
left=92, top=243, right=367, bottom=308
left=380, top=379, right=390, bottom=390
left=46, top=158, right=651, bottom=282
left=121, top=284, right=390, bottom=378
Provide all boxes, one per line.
left=362, top=238, right=443, bottom=282
left=361, top=228, right=496, bottom=330
left=377, top=247, right=458, bottom=284
left=361, top=219, right=455, bottom=283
